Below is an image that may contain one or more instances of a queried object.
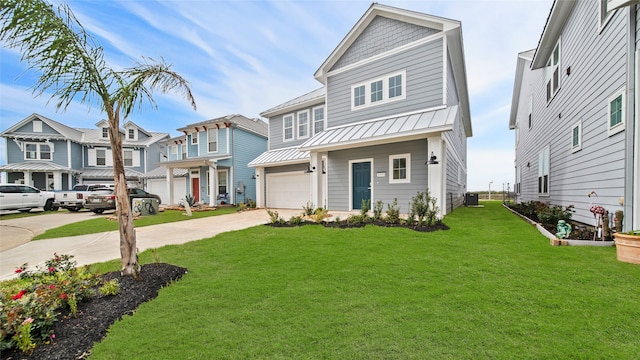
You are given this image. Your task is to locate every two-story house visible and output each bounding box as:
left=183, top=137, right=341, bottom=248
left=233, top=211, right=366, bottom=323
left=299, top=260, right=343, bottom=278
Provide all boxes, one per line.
left=250, top=3, right=472, bottom=215
left=0, top=113, right=168, bottom=190
left=509, top=0, right=639, bottom=231
left=154, top=114, right=268, bottom=206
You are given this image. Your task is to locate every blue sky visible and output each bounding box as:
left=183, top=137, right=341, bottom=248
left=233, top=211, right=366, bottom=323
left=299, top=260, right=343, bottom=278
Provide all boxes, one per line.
left=0, top=0, right=553, bottom=191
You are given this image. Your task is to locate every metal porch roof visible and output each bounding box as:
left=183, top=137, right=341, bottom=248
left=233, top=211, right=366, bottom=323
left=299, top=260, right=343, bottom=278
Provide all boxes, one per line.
left=0, top=162, right=77, bottom=173
left=248, top=147, right=310, bottom=167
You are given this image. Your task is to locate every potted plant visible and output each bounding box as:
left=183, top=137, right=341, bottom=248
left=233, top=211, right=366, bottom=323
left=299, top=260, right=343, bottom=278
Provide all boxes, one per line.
left=613, top=230, right=640, bottom=264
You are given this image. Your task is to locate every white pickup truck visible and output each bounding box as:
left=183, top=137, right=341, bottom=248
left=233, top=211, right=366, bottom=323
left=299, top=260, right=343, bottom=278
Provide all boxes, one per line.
left=55, top=184, right=111, bottom=212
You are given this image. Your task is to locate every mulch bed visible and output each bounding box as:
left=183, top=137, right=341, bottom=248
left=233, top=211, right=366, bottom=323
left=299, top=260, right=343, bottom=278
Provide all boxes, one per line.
left=266, top=221, right=449, bottom=233
left=3, top=263, right=187, bottom=360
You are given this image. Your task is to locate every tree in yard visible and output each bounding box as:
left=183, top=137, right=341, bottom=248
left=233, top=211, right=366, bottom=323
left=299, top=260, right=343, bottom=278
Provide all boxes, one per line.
left=1, top=0, right=197, bottom=277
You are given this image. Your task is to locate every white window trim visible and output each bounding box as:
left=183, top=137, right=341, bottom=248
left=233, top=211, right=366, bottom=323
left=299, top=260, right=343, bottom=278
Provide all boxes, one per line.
left=389, top=153, right=411, bottom=184
left=24, top=142, right=52, bottom=161
left=191, top=132, right=198, bottom=145
left=351, top=70, right=406, bottom=111
left=169, top=145, right=177, bottom=156
left=102, top=127, right=109, bottom=139
left=124, top=149, right=133, bottom=167
left=545, top=38, right=561, bottom=103
left=599, top=0, right=615, bottom=33
left=283, top=113, right=294, bottom=142
left=571, top=120, right=582, bottom=153
left=33, top=120, right=43, bottom=133
left=538, top=146, right=550, bottom=196
left=297, top=110, right=310, bottom=140
left=208, top=128, right=218, bottom=153
left=96, top=148, right=107, bottom=167
left=127, top=128, right=136, bottom=140
left=312, top=105, right=325, bottom=135
left=607, top=88, right=625, bottom=136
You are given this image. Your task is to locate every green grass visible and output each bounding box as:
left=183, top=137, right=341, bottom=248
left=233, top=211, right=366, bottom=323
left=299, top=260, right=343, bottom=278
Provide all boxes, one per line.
left=32, top=207, right=239, bottom=240
left=89, top=202, right=640, bottom=359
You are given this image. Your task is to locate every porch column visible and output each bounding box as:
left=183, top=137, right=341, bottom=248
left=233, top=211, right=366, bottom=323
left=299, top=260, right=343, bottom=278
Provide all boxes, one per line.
left=53, top=171, right=62, bottom=190
left=166, top=167, right=174, bottom=205
left=255, top=167, right=265, bottom=208
left=23, top=171, right=32, bottom=186
left=209, top=164, right=216, bottom=207
left=310, top=152, right=326, bottom=209
left=427, top=136, right=446, bottom=218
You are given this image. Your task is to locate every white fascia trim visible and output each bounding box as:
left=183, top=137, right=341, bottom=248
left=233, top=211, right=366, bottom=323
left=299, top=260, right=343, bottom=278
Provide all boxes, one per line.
left=350, top=70, right=407, bottom=111
left=442, top=35, right=448, bottom=106
left=324, top=105, right=447, bottom=132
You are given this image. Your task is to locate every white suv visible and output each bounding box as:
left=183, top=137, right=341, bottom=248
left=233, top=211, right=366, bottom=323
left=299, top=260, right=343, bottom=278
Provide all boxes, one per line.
left=0, top=184, right=57, bottom=212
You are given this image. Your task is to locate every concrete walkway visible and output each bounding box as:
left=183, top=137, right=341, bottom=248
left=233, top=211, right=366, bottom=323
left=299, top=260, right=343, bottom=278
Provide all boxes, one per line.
left=0, top=208, right=351, bottom=281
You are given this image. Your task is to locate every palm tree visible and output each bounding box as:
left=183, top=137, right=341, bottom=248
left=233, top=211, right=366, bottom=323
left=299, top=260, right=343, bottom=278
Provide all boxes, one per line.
left=1, top=0, right=197, bottom=277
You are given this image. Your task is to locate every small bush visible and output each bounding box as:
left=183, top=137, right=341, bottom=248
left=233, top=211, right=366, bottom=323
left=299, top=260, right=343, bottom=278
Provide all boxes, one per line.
left=408, top=190, right=439, bottom=226
left=289, top=215, right=304, bottom=225
left=537, top=204, right=574, bottom=228
left=302, top=201, right=315, bottom=216
left=385, top=198, right=401, bottom=224
left=346, top=214, right=370, bottom=225
left=373, top=200, right=384, bottom=222
left=360, top=199, right=370, bottom=217
left=266, top=209, right=284, bottom=224
left=99, top=279, right=120, bottom=297
left=184, top=194, right=196, bottom=207
left=309, top=208, right=328, bottom=223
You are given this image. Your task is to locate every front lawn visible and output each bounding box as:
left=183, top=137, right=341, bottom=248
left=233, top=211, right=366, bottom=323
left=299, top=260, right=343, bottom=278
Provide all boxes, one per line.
left=88, top=202, right=640, bottom=359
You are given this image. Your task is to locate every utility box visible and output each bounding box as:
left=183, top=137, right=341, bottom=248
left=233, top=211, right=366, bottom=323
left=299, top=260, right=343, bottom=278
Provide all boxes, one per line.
left=132, top=198, right=160, bottom=216
left=465, top=193, right=479, bottom=206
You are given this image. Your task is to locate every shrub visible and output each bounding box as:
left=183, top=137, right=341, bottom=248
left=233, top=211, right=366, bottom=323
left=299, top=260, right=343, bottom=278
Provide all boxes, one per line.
left=302, top=201, right=315, bottom=216
left=408, top=190, right=440, bottom=226
left=99, top=279, right=120, bottom=297
left=266, top=209, right=284, bottom=224
left=537, top=204, right=574, bottom=228
left=385, top=198, right=401, bottom=224
left=346, top=214, right=370, bottom=225
left=373, top=200, right=384, bottom=222
left=184, top=194, right=196, bottom=207
left=309, top=208, right=328, bottom=223
left=289, top=215, right=304, bottom=226
left=360, top=199, right=370, bottom=217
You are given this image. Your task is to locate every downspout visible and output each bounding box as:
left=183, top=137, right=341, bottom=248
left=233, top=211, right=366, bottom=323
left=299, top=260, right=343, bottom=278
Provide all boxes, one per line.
left=231, top=126, right=235, bottom=204
left=625, top=5, right=637, bottom=231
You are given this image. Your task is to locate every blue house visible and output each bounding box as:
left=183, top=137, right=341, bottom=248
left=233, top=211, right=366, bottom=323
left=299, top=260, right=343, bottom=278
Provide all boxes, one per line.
left=250, top=4, right=472, bottom=215
left=153, top=114, right=268, bottom=206
left=0, top=113, right=168, bottom=190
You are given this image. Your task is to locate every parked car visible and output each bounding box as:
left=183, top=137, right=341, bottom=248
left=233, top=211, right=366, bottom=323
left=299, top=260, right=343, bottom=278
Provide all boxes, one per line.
left=55, top=184, right=112, bottom=212
left=84, top=188, right=161, bottom=214
left=0, top=184, right=58, bottom=212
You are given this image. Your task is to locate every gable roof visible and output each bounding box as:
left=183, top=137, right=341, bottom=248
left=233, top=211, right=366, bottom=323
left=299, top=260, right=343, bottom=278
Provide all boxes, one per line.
left=260, top=87, right=325, bottom=118
left=81, top=128, right=169, bottom=147
left=1, top=113, right=83, bottom=142
left=176, top=114, right=268, bottom=138
left=531, top=0, right=576, bottom=69
left=123, top=121, right=152, bottom=137
left=509, top=50, right=536, bottom=130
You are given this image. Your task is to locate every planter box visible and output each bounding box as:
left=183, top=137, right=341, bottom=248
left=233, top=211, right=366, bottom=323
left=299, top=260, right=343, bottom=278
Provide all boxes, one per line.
left=614, top=233, right=640, bottom=265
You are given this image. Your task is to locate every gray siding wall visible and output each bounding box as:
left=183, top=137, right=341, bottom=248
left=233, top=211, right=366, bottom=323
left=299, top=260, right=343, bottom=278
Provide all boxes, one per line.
left=232, top=128, right=268, bottom=203
left=70, top=142, right=82, bottom=169
left=514, top=1, right=628, bottom=225
left=331, top=16, right=440, bottom=71
left=268, top=104, right=326, bottom=151
left=326, top=37, right=444, bottom=128
left=16, top=120, right=57, bottom=134
left=443, top=117, right=467, bottom=213
left=327, top=140, right=429, bottom=212
left=147, top=143, right=163, bottom=171
left=6, top=140, right=24, bottom=164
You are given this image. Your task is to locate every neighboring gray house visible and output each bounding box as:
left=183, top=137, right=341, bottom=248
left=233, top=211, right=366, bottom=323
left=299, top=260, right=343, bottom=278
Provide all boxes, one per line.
left=509, top=0, right=639, bottom=231
left=154, top=114, right=268, bottom=206
left=250, top=3, right=472, bottom=215
left=0, top=113, right=168, bottom=190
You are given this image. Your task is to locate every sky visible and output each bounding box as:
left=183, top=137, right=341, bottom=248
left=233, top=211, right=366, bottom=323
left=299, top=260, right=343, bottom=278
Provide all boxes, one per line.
left=0, top=0, right=554, bottom=191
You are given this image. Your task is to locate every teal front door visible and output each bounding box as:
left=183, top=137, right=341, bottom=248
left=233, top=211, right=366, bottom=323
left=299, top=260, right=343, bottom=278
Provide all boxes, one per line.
left=352, top=161, right=371, bottom=210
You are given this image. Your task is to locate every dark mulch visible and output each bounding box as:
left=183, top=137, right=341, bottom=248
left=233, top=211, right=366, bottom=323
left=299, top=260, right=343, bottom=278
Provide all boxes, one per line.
left=266, top=220, right=449, bottom=232
left=3, top=263, right=187, bottom=360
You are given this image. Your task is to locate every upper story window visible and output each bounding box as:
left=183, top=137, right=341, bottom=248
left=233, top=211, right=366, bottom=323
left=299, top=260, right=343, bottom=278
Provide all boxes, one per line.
left=298, top=110, right=310, bottom=139
left=96, top=149, right=107, bottom=166
left=102, top=127, right=109, bottom=139
left=181, top=144, right=187, bottom=159
left=571, top=120, right=582, bottom=153
left=389, top=153, right=411, bottom=184
left=128, top=129, right=135, bottom=140
left=538, top=146, right=550, bottom=196
left=191, top=133, right=198, bottom=145
left=546, top=40, right=561, bottom=103
left=528, top=95, right=533, bottom=129
left=208, top=128, right=218, bottom=152
left=33, top=120, right=42, bottom=133
left=313, top=106, right=325, bottom=134
left=351, top=70, right=406, bottom=111
left=24, top=143, right=51, bottom=160
left=170, top=145, right=177, bottom=157
left=607, top=88, right=625, bottom=136
left=124, top=149, right=133, bottom=167
left=599, top=0, right=614, bottom=30
left=283, top=114, right=294, bottom=142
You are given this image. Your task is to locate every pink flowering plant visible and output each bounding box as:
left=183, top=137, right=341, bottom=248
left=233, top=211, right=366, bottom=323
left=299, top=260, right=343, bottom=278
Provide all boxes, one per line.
left=0, top=253, right=102, bottom=354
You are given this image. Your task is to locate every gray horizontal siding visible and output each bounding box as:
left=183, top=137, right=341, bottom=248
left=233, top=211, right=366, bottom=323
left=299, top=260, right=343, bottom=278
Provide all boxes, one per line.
left=267, top=104, right=325, bottom=151
left=326, top=37, right=444, bottom=128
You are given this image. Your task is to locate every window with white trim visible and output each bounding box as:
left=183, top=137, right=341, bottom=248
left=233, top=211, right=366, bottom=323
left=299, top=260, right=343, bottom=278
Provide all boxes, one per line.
left=181, top=144, right=187, bottom=159
left=218, top=170, right=228, bottom=195
left=528, top=95, right=533, bottom=129
left=208, top=128, right=218, bottom=152
left=515, top=166, right=521, bottom=194
left=33, top=120, right=42, bottom=133
left=389, top=153, right=411, bottom=184
left=283, top=114, right=294, bottom=141
left=607, top=88, right=625, bottom=136
left=128, top=129, right=135, bottom=140
left=571, top=120, right=582, bottom=152
left=351, top=70, right=406, bottom=110
left=191, top=133, right=198, bottom=144
left=545, top=40, right=561, bottom=103
left=170, top=145, right=177, bottom=157
left=24, top=143, right=51, bottom=160
left=124, top=149, right=133, bottom=167
left=96, top=149, right=106, bottom=166
left=297, top=110, right=309, bottom=139
left=313, top=106, right=324, bottom=134
left=538, top=146, right=550, bottom=195
left=599, top=0, right=614, bottom=30
left=102, top=127, right=109, bottom=139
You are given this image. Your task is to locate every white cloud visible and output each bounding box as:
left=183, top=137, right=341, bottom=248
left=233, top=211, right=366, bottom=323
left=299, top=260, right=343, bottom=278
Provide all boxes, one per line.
left=467, top=148, right=515, bottom=192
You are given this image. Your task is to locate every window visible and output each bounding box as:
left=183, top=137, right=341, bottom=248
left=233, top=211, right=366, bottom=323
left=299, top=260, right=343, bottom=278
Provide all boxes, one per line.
left=96, top=149, right=106, bottom=166
left=191, top=133, right=198, bottom=144
left=102, top=127, right=109, bottom=138
left=313, top=106, right=324, bottom=134
left=128, top=129, right=135, bottom=140
left=546, top=40, right=561, bottom=102
left=571, top=120, right=582, bottom=152
left=599, top=0, right=614, bottom=30
left=218, top=170, right=228, bottom=195
left=538, top=146, right=550, bottom=195
left=283, top=114, right=294, bottom=141
left=124, top=150, right=133, bottom=167
left=607, top=89, right=625, bottom=136
left=351, top=70, right=406, bottom=110
left=298, top=110, right=309, bottom=139
left=24, top=143, right=51, bottom=160
left=353, top=85, right=366, bottom=107
left=515, top=166, right=521, bottom=194
left=528, top=95, right=533, bottom=129
left=371, top=80, right=383, bottom=103
left=182, top=144, right=187, bottom=159
left=170, top=145, right=177, bottom=156
left=389, top=74, right=402, bottom=98
left=389, top=153, right=411, bottom=184
left=33, top=120, right=42, bottom=133
left=208, top=128, right=218, bottom=152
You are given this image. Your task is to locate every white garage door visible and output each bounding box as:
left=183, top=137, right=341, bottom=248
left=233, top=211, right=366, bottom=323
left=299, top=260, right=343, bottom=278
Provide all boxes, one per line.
left=266, top=172, right=311, bottom=209
left=147, top=178, right=186, bottom=205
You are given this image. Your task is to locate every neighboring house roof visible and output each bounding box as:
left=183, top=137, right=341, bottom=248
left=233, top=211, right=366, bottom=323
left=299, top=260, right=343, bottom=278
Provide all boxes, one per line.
left=508, top=49, right=536, bottom=130
left=123, top=120, right=152, bottom=137
left=176, top=114, right=268, bottom=138
left=158, top=154, right=232, bottom=169
left=531, top=0, right=576, bottom=69
left=81, top=128, right=169, bottom=147
left=248, top=146, right=311, bottom=168
left=1, top=113, right=83, bottom=142
left=0, top=161, right=79, bottom=173
left=139, top=166, right=188, bottom=179
left=300, top=106, right=458, bottom=152
left=260, top=87, right=325, bottom=118
left=79, top=168, right=144, bottom=179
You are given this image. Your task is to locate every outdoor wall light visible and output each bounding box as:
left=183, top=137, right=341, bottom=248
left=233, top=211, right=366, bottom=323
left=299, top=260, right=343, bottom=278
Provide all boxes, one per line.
left=251, top=174, right=259, bottom=179
left=305, top=164, right=316, bottom=173
left=426, top=152, right=439, bottom=165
